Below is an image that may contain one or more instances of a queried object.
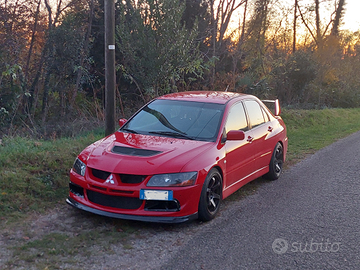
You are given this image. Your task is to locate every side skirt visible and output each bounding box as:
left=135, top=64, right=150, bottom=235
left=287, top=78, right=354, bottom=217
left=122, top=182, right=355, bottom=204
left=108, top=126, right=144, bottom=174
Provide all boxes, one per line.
left=222, top=166, right=269, bottom=199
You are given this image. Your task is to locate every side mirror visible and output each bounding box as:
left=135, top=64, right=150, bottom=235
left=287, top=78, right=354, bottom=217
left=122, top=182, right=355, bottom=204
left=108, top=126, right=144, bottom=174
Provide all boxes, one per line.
left=119, top=118, right=127, bottom=128
left=226, top=130, right=245, bottom=141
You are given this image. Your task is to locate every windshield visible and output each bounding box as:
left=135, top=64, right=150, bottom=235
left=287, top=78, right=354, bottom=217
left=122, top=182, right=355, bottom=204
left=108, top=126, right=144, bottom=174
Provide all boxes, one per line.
left=121, top=99, right=224, bottom=142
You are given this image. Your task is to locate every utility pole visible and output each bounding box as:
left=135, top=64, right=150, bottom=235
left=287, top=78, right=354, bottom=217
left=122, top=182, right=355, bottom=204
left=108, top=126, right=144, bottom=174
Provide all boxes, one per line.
left=105, top=0, right=116, bottom=136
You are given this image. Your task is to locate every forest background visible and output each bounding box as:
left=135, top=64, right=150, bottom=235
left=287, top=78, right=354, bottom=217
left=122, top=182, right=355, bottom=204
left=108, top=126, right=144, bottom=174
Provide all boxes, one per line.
left=0, top=0, right=358, bottom=138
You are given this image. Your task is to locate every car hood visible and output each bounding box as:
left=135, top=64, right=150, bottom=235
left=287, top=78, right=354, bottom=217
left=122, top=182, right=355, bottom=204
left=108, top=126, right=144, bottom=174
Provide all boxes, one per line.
left=84, top=132, right=214, bottom=175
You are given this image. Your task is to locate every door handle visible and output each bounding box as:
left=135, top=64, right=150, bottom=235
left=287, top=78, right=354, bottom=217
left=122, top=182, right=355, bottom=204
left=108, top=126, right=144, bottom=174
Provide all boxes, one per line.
left=268, top=126, right=273, bottom=132
left=247, top=136, right=253, bottom=142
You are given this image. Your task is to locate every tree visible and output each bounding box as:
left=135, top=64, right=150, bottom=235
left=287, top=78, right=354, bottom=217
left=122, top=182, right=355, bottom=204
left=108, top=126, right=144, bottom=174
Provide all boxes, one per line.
left=116, top=0, right=205, bottom=98
left=206, top=0, right=247, bottom=85
left=330, top=0, right=346, bottom=37
left=296, top=0, right=346, bottom=49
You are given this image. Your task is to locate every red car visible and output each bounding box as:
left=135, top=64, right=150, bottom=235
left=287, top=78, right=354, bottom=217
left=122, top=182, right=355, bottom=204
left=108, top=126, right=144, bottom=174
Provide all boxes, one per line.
left=67, top=91, right=287, bottom=223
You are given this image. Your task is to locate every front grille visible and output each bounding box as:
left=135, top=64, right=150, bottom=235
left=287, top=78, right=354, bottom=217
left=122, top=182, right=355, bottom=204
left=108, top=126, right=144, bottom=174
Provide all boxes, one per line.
left=112, top=146, right=162, bottom=157
left=87, top=190, right=142, bottom=210
left=69, top=182, right=84, bottom=197
left=92, top=168, right=111, bottom=180
left=91, top=169, right=146, bottom=184
left=90, top=184, right=107, bottom=191
left=120, top=174, right=146, bottom=184
left=144, top=200, right=180, bottom=212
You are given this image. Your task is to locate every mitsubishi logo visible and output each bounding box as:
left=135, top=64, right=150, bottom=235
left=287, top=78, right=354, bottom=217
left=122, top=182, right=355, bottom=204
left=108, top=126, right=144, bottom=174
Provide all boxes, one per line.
left=105, top=174, right=115, bottom=184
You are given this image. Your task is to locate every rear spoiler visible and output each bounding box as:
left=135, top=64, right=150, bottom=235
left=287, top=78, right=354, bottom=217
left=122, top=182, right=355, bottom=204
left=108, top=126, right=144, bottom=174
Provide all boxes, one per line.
left=262, top=99, right=281, bottom=116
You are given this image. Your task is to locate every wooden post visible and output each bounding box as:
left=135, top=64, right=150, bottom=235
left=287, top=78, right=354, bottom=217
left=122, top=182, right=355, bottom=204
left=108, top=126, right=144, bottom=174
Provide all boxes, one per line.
left=105, top=0, right=116, bottom=136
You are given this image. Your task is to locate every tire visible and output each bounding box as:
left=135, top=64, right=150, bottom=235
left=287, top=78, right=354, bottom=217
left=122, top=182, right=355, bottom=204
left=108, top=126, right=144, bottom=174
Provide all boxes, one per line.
left=265, top=142, right=284, bottom=180
left=198, top=168, right=222, bottom=221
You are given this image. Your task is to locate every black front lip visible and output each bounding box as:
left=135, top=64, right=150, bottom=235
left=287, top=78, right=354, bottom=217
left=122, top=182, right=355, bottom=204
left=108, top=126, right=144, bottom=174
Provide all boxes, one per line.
left=66, top=197, right=198, bottom=224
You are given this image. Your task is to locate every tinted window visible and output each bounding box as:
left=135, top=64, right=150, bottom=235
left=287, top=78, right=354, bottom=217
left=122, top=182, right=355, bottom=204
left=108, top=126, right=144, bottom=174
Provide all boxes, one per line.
left=225, top=102, right=248, bottom=132
left=122, top=99, right=224, bottom=142
left=244, top=100, right=265, bottom=128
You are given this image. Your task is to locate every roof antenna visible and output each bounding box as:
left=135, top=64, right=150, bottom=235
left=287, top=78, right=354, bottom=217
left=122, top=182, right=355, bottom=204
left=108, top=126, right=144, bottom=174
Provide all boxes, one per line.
left=225, top=85, right=229, bottom=92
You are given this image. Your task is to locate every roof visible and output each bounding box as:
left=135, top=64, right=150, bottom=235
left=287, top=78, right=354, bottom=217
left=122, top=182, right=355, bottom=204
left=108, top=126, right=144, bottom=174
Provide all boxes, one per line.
left=157, top=91, right=249, bottom=104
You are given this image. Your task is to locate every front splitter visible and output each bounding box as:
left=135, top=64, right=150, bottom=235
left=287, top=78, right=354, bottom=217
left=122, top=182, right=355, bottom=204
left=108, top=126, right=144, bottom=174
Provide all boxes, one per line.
left=66, top=197, right=198, bottom=224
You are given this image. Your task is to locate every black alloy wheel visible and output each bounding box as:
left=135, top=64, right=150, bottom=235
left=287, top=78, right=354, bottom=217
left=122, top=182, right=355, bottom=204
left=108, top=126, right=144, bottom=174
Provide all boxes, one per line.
left=266, top=142, right=284, bottom=180
left=198, top=168, right=222, bottom=221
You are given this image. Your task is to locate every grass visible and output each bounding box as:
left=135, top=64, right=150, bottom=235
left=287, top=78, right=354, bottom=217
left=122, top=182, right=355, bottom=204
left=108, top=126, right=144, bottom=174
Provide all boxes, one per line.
left=281, top=108, right=360, bottom=165
left=0, top=130, right=104, bottom=222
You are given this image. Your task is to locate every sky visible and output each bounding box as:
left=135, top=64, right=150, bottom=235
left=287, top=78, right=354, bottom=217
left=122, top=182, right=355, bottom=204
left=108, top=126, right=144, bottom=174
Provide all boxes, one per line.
left=227, top=0, right=360, bottom=36
left=342, top=0, right=360, bottom=31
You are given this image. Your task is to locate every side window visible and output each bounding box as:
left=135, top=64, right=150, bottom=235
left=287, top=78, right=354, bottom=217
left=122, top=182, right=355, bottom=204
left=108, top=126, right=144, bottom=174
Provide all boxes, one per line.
left=225, top=102, right=248, bottom=132
left=261, top=107, right=270, bottom=122
left=244, top=100, right=266, bottom=128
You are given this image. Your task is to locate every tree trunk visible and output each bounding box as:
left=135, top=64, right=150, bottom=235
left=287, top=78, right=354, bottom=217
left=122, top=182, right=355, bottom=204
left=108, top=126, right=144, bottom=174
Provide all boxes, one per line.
left=24, top=0, right=41, bottom=81
left=71, top=0, right=95, bottom=105
left=315, top=0, right=322, bottom=49
left=293, top=0, right=297, bottom=53
left=331, top=0, right=345, bottom=36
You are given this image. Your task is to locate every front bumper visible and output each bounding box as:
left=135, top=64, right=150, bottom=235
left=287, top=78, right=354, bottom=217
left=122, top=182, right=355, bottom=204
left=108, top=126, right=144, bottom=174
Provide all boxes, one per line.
left=66, top=197, right=198, bottom=223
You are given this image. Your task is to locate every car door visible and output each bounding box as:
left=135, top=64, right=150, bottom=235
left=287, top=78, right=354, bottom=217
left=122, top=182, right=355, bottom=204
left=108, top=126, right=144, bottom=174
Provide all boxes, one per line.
left=224, top=102, right=255, bottom=190
left=243, top=99, right=276, bottom=171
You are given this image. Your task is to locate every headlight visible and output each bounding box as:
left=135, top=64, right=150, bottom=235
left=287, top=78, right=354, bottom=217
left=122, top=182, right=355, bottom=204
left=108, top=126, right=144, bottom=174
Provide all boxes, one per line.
left=147, top=172, right=197, bottom=187
left=73, top=158, right=86, bottom=176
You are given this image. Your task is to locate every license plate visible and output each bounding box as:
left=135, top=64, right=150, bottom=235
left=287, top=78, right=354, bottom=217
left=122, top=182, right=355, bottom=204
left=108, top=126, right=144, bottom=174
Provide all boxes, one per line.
left=140, top=190, right=173, bottom=201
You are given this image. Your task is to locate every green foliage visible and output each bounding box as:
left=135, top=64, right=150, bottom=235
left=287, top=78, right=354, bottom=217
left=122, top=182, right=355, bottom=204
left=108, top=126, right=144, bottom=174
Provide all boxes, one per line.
left=271, top=50, right=317, bottom=104
left=116, top=0, right=205, bottom=97
left=0, top=63, right=28, bottom=132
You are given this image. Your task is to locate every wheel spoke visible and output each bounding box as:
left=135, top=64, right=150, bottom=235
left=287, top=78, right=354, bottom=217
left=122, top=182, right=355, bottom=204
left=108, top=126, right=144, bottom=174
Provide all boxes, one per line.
left=206, top=176, right=221, bottom=211
left=208, top=177, right=216, bottom=188
left=212, top=181, right=221, bottom=190
left=209, top=198, right=216, bottom=208
left=275, top=163, right=281, bottom=172
left=212, top=193, right=221, bottom=200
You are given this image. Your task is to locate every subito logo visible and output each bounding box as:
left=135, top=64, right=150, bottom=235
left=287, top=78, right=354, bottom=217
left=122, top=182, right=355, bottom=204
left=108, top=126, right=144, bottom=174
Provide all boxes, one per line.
left=272, top=238, right=289, bottom=254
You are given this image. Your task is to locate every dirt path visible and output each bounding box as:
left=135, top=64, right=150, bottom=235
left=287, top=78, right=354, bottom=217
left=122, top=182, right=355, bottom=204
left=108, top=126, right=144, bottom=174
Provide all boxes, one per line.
left=0, top=203, right=203, bottom=269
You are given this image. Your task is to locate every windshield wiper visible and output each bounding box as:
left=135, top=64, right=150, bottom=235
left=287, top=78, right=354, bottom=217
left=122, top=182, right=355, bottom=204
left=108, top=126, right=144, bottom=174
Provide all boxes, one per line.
left=148, top=131, right=195, bottom=140
left=143, top=106, right=185, bottom=134
left=121, top=128, right=139, bottom=134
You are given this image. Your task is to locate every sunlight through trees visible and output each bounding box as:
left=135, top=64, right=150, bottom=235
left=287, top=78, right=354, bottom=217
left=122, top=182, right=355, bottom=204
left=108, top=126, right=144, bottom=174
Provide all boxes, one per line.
left=1, top=0, right=360, bottom=137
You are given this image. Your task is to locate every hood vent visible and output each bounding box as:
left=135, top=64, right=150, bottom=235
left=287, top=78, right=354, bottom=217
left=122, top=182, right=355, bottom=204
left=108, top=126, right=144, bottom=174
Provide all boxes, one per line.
left=112, top=146, right=162, bottom=157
